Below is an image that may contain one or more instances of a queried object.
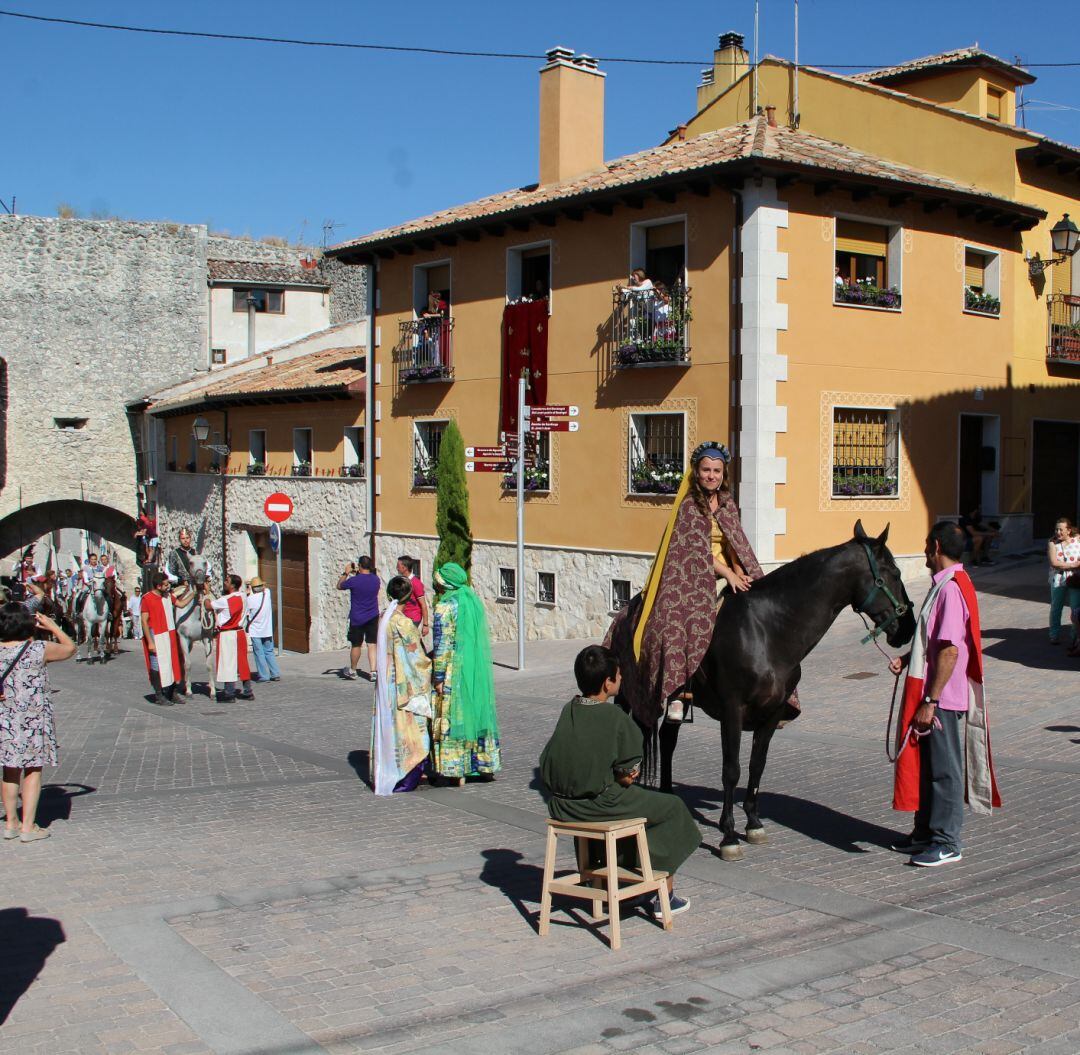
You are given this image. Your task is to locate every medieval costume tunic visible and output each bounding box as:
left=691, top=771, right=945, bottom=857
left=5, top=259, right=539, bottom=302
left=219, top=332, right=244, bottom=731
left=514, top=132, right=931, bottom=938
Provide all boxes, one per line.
left=431, top=563, right=502, bottom=779
left=539, top=698, right=701, bottom=874
left=371, top=601, right=432, bottom=795
left=210, top=593, right=251, bottom=685
left=141, top=589, right=181, bottom=690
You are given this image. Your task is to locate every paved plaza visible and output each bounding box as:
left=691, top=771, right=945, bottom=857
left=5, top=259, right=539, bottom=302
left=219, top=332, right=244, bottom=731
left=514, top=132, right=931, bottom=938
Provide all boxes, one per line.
left=3, top=556, right=1080, bottom=1054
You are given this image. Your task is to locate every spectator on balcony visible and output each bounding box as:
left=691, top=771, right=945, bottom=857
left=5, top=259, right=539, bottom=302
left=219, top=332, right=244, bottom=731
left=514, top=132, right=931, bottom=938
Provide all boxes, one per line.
left=420, top=290, right=448, bottom=369
left=653, top=282, right=675, bottom=342
left=621, top=268, right=655, bottom=297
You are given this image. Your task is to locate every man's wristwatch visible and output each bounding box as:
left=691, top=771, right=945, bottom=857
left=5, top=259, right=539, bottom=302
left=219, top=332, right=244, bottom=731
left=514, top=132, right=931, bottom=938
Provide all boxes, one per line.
left=922, top=696, right=939, bottom=706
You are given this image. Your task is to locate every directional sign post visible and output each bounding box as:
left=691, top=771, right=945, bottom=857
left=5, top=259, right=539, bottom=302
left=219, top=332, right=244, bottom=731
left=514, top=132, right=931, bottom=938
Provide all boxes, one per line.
left=264, top=492, right=293, bottom=655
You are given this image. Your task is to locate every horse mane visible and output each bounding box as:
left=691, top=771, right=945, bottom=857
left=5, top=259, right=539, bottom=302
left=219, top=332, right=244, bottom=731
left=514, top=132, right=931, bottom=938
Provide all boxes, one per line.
left=746, top=540, right=852, bottom=597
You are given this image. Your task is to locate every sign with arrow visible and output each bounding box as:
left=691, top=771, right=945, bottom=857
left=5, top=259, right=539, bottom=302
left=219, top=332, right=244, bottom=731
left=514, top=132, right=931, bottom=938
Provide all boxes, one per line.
left=530, top=420, right=580, bottom=433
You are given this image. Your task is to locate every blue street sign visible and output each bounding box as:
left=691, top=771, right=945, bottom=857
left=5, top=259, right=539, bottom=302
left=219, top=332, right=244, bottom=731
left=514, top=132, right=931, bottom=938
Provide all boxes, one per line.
left=269, top=522, right=281, bottom=554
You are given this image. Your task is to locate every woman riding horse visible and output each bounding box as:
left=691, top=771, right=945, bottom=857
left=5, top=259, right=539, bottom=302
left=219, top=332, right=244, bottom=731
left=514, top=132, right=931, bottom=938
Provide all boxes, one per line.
left=610, top=442, right=797, bottom=745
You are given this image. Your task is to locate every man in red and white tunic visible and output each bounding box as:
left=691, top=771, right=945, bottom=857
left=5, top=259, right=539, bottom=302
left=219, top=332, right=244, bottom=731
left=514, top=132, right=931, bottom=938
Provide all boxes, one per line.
left=141, top=572, right=183, bottom=706
left=206, top=574, right=254, bottom=702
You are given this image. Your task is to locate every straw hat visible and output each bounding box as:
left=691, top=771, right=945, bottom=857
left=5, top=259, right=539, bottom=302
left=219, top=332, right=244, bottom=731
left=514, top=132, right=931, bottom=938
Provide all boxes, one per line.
left=248, top=576, right=265, bottom=588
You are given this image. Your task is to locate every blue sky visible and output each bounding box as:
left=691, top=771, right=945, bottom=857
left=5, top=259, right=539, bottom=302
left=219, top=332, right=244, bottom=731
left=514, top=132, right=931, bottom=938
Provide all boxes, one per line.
left=3, top=1, right=1078, bottom=246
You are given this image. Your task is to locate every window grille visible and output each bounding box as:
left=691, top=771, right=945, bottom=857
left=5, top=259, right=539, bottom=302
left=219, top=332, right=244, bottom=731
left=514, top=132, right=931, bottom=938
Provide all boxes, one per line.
left=832, top=408, right=900, bottom=498
left=232, top=288, right=284, bottom=313
left=498, top=567, right=516, bottom=601
left=413, top=421, right=446, bottom=488
left=611, top=579, right=632, bottom=612
left=629, top=413, right=685, bottom=494
left=537, top=571, right=557, bottom=605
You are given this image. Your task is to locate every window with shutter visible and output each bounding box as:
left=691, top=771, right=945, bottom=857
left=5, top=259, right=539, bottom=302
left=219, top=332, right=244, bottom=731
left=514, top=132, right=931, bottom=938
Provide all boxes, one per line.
left=835, top=220, right=891, bottom=291
left=965, top=251, right=986, bottom=293
left=986, top=86, right=1004, bottom=122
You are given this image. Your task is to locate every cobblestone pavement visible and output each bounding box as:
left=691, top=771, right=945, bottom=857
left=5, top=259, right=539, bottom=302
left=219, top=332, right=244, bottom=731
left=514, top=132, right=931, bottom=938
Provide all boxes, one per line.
left=4, top=556, right=1080, bottom=1054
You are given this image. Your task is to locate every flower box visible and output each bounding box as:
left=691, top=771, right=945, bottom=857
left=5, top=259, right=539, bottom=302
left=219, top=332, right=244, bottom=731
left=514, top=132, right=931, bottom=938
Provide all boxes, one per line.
left=1049, top=335, right=1080, bottom=362
left=834, top=282, right=902, bottom=310
left=291, top=463, right=312, bottom=478
left=630, top=465, right=684, bottom=495
left=413, top=467, right=438, bottom=489
left=247, top=462, right=266, bottom=477
left=502, top=466, right=551, bottom=492
left=616, top=342, right=691, bottom=368
left=400, top=363, right=452, bottom=384
left=340, top=465, right=364, bottom=478
left=964, top=288, right=1000, bottom=315
left=832, top=473, right=898, bottom=498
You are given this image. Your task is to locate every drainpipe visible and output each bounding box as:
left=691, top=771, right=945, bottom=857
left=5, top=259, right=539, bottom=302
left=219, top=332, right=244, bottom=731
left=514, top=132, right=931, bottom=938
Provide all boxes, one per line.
left=247, top=291, right=257, bottom=360
left=730, top=187, right=744, bottom=502
left=365, top=261, right=377, bottom=561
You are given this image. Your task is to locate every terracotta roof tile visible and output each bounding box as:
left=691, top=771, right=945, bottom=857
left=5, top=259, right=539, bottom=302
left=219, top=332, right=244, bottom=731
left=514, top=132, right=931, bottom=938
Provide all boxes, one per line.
left=207, top=258, right=328, bottom=287
left=331, top=116, right=1042, bottom=252
left=152, top=345, right=364, bottom=412
left=850, top=47, right=1035, bottom=86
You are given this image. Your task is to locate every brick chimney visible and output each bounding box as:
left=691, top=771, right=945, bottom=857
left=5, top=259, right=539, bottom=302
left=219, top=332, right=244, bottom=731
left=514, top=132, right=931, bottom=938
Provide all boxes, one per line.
left=697, top=31, right=750, bottom=111
left=539, top=46, right=605, bottom=186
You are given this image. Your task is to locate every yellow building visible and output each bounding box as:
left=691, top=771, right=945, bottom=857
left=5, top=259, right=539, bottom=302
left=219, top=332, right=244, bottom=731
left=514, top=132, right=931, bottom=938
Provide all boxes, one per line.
left=309, top=38, right=1080, bottom=641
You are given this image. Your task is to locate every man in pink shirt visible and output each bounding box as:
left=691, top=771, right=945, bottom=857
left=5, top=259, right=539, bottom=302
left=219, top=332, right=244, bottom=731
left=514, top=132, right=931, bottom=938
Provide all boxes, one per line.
left=396, top=555, right=430, bottom=640
left=889, top=521, right=974, bottom=866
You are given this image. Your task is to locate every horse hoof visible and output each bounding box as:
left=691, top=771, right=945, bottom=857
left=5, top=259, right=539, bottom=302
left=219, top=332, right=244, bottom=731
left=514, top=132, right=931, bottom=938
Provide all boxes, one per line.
left=745, top=828, right=767, bottom=845
left=719, top=842, right=744, bottom=862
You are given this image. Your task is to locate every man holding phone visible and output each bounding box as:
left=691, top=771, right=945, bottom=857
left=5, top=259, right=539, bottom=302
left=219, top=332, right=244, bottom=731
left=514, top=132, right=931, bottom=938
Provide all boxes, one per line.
left=338, top=556, right=381, bottom=680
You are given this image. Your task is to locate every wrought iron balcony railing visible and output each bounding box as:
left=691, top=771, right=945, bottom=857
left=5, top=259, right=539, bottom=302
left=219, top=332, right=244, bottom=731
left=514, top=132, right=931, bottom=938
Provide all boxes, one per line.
left=612, top=284, right=691, bottom=368
left=1048, top=293, right=1080, bottom=364
left=396, top=316, right=455, bottom=384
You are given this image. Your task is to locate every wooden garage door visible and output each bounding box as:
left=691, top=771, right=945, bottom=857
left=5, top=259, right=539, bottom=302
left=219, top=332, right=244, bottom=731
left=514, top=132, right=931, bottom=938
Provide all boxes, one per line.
left=256, top=531, right=310, bottom=653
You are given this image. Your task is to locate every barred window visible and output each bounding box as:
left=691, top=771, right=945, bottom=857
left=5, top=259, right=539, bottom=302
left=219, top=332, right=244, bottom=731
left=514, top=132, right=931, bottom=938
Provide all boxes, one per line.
left=629, top=413, right=685, bottom=495
left=832, top=407, right=900, bottom=498
left=537, top=571, right=557, bottom=605
left=232, top=288, right=284, bottom=313
left=611, top=579, right=632, bottom=612
left=413, top=420, right=446, bottom=489
left=497, top=567, right=516, bottom=601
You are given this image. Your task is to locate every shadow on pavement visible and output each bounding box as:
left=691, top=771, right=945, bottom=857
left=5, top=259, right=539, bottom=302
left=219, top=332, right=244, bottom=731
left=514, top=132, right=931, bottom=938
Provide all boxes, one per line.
left=0, top=908, right=65, bottom=1024
left=755, top=791, right=896, bottom=852
left=36, top=783, right=95, bottom=827
left=347, top=749, right=370, bottom=786
left=479, top=848, right=542, bottom=931
left=982, top=627, right=1079, bottom=670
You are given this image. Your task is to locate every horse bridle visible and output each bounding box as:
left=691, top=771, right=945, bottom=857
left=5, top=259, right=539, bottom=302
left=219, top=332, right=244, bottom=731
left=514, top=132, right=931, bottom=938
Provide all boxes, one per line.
left=853, top=543, right=909, bottom=645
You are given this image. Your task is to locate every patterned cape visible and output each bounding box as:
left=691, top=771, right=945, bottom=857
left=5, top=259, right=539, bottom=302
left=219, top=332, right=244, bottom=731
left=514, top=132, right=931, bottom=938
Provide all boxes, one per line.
left=607, top=488, right=795, bottom=728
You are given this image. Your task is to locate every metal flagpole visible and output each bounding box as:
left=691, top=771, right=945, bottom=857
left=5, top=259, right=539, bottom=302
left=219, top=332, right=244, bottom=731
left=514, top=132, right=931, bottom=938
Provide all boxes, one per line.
left=516, top=373, right=527, bottom=671
left=276, top=540, right=283, bottom=657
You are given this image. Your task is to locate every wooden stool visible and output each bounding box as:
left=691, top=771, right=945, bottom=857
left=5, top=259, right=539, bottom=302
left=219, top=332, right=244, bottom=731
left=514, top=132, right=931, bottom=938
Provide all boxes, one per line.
left=537, top=817, right=672, bottom=950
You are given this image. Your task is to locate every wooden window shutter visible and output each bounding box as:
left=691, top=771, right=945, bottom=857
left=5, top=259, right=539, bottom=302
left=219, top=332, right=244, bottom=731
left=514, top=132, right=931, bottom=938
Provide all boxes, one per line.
left=965, top=250, right=986, bottom=289
left=986, top=87, right=1004, bottom=122
left=835, top=220, right=889, bottom=257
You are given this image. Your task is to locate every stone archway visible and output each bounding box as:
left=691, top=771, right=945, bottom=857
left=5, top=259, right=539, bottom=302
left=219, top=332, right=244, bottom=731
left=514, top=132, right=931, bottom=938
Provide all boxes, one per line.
left=0, top=500, right=137, bottom=561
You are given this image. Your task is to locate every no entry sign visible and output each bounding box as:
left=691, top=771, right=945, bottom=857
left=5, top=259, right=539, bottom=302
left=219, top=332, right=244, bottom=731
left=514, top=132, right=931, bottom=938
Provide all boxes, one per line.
left=264, top=492, right=294, bottom=523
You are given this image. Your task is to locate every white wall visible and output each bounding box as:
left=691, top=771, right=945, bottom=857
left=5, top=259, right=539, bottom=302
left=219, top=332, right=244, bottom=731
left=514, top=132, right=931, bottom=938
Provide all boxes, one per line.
left=209, top=286, right=331, bottom=364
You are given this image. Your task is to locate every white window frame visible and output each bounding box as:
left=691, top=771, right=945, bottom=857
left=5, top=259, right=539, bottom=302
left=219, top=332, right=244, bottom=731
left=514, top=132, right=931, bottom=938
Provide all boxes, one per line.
left=497, top=566, right=516, bottom=602
left=248, top=429, right=267, bottom=466
left=343, top=426, right=364, bottom=471
left=628, top=411, right=687, bottom=495
left=610, top=578, right=632, bottom=613
left=292, top=427, right=313, bottom=472
left=506, top=239, right=553, bottom=310
left=629, top=214, right=688, bottom=285
left=832, top=213, right=903, bottom=311
left=536, top=570, right=557, bottom=607
left=413, top=418, right=448, bottom=489
left=412, top=259, right=452, bottom=318
left=830, top=403, right=902, bottom=500
left=962, top=244, right=1001, bottom=316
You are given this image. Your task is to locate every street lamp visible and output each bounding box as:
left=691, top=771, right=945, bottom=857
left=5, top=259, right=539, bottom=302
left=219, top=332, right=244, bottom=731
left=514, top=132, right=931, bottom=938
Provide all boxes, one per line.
left=1028, top=213, right=1080, bottom=278
left=191, top=416, right=231, bottom=457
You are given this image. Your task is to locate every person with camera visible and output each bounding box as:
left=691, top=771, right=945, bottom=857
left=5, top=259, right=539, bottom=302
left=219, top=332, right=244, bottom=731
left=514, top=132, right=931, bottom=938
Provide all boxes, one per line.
left=338, top=556, right=381, bottom=681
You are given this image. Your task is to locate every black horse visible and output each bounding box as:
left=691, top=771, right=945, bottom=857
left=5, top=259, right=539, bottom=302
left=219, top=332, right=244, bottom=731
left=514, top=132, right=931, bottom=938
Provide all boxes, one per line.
left=639, top=520, right=916, bottom=861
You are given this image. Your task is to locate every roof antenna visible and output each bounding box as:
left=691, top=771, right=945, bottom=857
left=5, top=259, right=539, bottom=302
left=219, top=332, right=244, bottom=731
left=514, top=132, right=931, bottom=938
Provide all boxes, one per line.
left=792, top=0, right=800, bottom=128
left=1015, top=55, right=1027, bottom=128
left=752, top=0, right=760, bottom=116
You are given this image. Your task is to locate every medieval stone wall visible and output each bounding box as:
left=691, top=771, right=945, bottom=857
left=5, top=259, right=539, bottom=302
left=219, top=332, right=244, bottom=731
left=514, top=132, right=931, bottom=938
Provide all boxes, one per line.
left=0, top=216, right=209, bottom=560
left=322, top=256, right=369, bottom=324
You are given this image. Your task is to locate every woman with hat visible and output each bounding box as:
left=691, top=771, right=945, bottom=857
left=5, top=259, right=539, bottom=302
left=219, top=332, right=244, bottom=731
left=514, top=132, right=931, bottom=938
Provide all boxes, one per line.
left=430, top=562, right=501, bottom=785
left=610, top=441, right=791, bottom=730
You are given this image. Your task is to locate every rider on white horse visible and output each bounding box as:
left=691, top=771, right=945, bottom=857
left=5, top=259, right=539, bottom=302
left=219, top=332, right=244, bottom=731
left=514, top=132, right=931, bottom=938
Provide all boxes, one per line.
left=166, top=528, right=213, bottom=590
left=74, top=553, right=106, bottom=616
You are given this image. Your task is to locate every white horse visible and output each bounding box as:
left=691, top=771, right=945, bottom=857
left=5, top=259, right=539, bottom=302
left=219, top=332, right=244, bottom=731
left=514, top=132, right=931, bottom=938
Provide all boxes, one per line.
left=79, top=586, right=110, bottom=663
left=170, top=557, right=219, bottom=700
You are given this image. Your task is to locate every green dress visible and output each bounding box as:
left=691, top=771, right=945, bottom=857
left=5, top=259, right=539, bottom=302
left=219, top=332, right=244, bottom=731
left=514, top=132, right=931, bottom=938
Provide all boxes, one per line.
left=538, top=697, right=701, bottom=874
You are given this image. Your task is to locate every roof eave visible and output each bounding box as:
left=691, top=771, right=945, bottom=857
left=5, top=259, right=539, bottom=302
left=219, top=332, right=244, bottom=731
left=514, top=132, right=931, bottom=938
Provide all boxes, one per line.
left=151, top=382, right=366, bottom=417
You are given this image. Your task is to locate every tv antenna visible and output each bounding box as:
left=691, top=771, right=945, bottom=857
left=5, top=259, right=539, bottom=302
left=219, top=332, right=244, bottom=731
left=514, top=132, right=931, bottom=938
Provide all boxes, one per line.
left=322, top=219, right=344, bottom=248
left=0, top=195, right=15, bottom=215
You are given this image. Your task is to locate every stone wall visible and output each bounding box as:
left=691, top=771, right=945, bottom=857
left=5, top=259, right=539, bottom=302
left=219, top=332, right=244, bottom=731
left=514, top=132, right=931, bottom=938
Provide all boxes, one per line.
left=157, top=470, right=367, bottom=652
left=375, top=533, right=654, bottom=643
left=0, top=215, right=208, bottom=560
left=206, top=235, right=313, bottom=264
left=322, top=256, right=369, bottom=324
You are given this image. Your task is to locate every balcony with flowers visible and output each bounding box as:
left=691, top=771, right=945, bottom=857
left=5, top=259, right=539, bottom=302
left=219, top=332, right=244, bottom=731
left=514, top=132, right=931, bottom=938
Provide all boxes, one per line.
left=396, top=316, right=455, bottom=385
left=612, top=283, right=691, bottom=368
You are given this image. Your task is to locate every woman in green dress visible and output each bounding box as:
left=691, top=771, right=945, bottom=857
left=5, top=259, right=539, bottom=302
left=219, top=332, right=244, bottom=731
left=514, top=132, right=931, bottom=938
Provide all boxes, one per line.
left=539, top=645, right=701, bottom=916
left=430, top=562, right=501, bottom=783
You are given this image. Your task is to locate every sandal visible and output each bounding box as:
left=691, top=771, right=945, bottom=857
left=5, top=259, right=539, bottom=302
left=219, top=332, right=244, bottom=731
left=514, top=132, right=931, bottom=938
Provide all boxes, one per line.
left=19, top=826, right=50, bottom=843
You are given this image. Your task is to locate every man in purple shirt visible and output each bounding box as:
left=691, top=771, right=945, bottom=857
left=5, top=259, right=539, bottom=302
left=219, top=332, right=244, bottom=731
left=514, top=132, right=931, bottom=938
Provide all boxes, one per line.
left=889, top=521, right=971, bottom=866
left=338, top=556, right=381, bottom=681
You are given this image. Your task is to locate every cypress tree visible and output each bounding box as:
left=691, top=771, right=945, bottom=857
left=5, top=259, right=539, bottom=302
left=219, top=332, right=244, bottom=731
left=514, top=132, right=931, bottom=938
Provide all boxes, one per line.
left=435, top=419, right=473, bottom=574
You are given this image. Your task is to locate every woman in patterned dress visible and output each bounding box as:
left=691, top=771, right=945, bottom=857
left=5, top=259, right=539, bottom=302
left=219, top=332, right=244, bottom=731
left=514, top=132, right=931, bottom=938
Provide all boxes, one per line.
left=1, top=603, right=76, bottom=842
left=370, top=577, right=432, bottom=795
left=430, top=562, right=501, bottom=785
left=1047, top=517, right=1080, bottom=647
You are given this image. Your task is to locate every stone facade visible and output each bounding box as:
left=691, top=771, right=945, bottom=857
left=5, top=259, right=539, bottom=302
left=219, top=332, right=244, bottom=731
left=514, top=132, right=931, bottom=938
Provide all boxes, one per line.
left=375, top=533, right=654, bottom=642
left=157, top=470, right=367, bottom=652
left=322, top=256, right=368, bottom=325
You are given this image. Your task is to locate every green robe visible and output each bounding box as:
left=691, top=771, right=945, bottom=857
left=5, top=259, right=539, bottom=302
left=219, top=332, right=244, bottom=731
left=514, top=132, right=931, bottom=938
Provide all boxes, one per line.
left=538, top=697, right=701, bottom=874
